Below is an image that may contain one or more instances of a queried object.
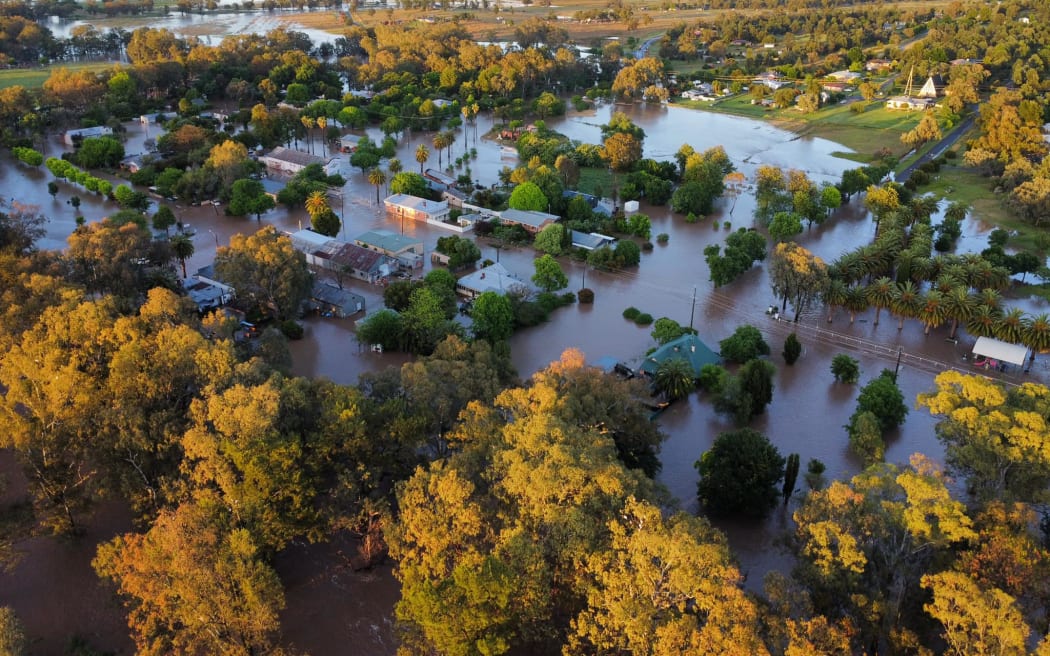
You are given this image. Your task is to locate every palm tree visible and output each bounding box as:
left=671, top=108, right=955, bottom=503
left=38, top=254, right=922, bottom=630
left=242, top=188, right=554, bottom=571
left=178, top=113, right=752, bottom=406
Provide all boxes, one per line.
left=823, top=279, right=848, bottom=323
left=995, top=308, right=1026, bottom=344
left=865, top=277, right=894, bottom=326
left=416, top=144, right=430, bottom=173
left=909, top=257, right=935, bottom=285
left=917, top=290, right=948, bottom=335
left=976, top=288, right=1003, bottom=313
left=368, top=167, right=387, bottom=204
left=966, top=305, right=999, bottom=338
left=970, top=260, right=1010, bottom=291
left=305, top=190, right=329, bottom=219
left=388, top=157, right=403, bottom=176
left=170, top=233, right=194, bottom=278
left=443, top=129, right=456, bottom=165
left=317, top=116, right=328, bottom=157
left=844, top=285, right=869, bottom=324
left=943, top=287, right=975, bottom=340
left=301, top=115, right=315, bottom=154
left=1023, top=314, right=1050, bottom=371
left=432, top=133, right=448, bottom=168
left=891, top=281, right=921, bottom=331
left=653, top=357, right=695, bottom=402
left=833, top=252, right=864, bottom=285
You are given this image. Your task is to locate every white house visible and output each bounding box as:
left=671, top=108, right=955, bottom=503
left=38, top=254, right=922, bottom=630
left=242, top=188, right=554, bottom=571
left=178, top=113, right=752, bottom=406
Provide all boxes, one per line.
left=260, top=147, right=328, bottom=175
left=384, top=194, right=451, bottom=224
left=456, top=262, right=531, bottom=298
left=63, top=126, right=113, bottom=145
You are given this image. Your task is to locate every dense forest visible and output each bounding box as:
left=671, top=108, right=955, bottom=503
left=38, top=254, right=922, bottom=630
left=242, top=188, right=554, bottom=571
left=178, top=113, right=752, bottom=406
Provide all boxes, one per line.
left=2, top=0, right=1050, bottom=652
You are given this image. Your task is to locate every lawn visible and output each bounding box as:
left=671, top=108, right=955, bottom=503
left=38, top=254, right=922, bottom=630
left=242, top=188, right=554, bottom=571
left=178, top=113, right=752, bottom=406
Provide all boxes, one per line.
left=0, top=61, right=119, bottom=89
left=576, top=167, right=616, bottom=197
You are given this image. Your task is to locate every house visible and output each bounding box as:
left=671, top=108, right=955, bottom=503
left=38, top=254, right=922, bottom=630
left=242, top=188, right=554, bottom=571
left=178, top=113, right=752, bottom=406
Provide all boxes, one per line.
left=866, top=59, right=894, bottom=72
left=339, top=134, right=361, bottom=153
left=140, top=112, right=176, bottom=126
left=307, top=281, right=365, bottom=318
left=63, top=126, right=113, bottom=145
left=456, top=262, right=531, bottom=298
left=432, top=99, right=453, bottom=109
left=637, top=334, right=720, bottom=379
left=571, top=231, right=617, bottom=251
left=260, top=146, right=327, bottom=175
left=827, top=70, right=862, bottom=82
left=752, top=71, right=787, bottom=90
left=353, top=229, right=425, bottom=269
left=821, top=81, right=848, bottom=93
left=918, top=75, right=944, bottom=98
left=885, top=96, right=934, bottom=110
left=498, top=208, right=560, bottom=234
left=423, top=168, right=458, bottom=190
left=288, top=229, right=398, bottom=283
left=384, top=194, right=450, bottom=224
left=120, top=154, right=144, bottom=173
left=183, top=274, right=236, bottom=312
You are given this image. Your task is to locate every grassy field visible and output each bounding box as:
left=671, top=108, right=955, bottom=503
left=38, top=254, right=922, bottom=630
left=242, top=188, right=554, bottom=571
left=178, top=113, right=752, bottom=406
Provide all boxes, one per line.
left=576, top=167, right=616, bottom=197
left=0, top=61, right=119, bottom=89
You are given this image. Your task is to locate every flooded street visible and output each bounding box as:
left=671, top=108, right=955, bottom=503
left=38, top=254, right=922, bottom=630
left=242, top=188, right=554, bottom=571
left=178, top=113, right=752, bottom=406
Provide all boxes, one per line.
left=4, top=100, right=1038, bottom=651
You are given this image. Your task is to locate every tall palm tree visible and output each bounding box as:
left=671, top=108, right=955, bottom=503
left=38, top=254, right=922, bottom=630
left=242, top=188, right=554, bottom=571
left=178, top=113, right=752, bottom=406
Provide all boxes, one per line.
left=832, top=252, right=864, bottom=285
left=1023, top=314, right=1050, bottom=371
left=866, top=277, right=894, bottom=326
left=432, top=133, right=448, bottom=168
left=317, top=116, right=328, bottom=157
left=909, top=257, right=935, bottom=285
left=305, top=190, right=329, bottom=219
left=443, top=129, right=456, bottom=165
left=823, top=279, right=848, bottom=323
left=170, top=233, right=194, bottom=278
left=976, top=288, right=1003, bottom=313
left=995, top=308, right=1026, bottom=344
left=917, top=290, right=948, bottom=335
left=415, top=144, right=430, bottom=173
left=368, top=167, right=387, bottom=205
left=943, top=287, right=976, bottom=340
left=388, top=157, right=403, bottom=176
left=301, top=115, right=315, bottom=154
left=891, top=281, right=921, bottom=331
left=844, top=285, right=869, bottom=324
left=966, top=305, right=999, bottom=338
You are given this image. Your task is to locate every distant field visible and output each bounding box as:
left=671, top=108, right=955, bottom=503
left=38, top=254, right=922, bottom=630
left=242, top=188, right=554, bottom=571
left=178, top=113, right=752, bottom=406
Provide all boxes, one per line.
left=0, top=62, right=119, bottom=89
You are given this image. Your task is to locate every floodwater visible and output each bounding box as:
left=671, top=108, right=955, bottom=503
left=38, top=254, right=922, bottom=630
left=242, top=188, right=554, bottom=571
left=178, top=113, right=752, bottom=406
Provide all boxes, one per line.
left=3, top=101, right=1041, bottom=652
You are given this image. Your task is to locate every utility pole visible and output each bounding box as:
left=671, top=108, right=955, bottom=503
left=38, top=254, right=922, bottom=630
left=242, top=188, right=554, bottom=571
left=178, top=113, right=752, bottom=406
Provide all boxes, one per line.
left=688, top=286, right=697, bottom=330
left=894, top=346, right=903, bottom=381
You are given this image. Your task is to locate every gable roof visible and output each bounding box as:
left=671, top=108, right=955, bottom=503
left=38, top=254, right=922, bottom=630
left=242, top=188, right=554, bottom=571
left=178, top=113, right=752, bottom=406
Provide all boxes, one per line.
left=354, top=229, right=422, bottom=253
left=500, top=208, right=559, bottom=229
left=637, top=334, right=720, bottom=378
left=456, top=262, right=529, bottom=295
left=263, top=146, right=325, bottom=167
left=384, top=193, right=448, bottom=214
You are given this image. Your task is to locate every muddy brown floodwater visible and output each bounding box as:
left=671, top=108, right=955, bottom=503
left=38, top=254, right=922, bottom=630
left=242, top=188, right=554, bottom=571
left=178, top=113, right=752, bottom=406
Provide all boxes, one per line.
left=4, top=102, right=1047, bottom=653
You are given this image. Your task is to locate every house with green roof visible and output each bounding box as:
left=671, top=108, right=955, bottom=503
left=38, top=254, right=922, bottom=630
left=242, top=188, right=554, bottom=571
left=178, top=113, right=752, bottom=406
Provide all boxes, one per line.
left=637, top=334, right=720, bottom=379
left=353, top=229, right=424, bottom=269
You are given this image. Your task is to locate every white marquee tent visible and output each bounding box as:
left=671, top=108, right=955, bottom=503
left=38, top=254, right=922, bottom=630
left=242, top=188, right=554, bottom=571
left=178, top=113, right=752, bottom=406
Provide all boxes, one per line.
left=971, top=336, right=1029, bottom=366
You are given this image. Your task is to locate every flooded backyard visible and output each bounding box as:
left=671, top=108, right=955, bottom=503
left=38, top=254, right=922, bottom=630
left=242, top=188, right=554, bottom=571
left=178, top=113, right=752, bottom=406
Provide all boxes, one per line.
left=3, top=100, right=1044, bottom=653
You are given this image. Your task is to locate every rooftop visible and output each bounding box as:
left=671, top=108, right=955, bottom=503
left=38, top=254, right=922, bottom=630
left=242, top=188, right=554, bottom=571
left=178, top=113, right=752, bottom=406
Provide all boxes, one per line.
left=637, top=333, right=720, bottom=378
left=263, top=146, right=326, bottom=168
left=354, top=229, right=423, bottom=253
left=457, top=262, right=529, bottom=295
left=385, top=193, right=448, bottom=214
left=500, top=208, right=559, bottom=229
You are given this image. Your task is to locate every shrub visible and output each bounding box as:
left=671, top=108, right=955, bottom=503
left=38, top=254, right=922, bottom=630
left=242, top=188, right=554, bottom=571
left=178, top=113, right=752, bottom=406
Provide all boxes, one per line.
left=804, top=458, right=826, bottom=490
left=783, top=333, right=802, bottom=365
left=719, top=325, right=770, bottom=364
left=656, top=233, right=669, bottom=243
left=578, top=288, right=594, bottom=303
left=642, top=241, right=654, bottom=250
left=623, top=306, right=641, bottom=320
left=697, top=363, right=728, bottom=392
left=830, top=354, right=860, bottom=383
left=685, top=212, right=698, bottom=224
left=944, top=149, right=958, bottom=159
left=634, top=313, right=654, bottom=326
left=280, top=320, right=304, bottom=340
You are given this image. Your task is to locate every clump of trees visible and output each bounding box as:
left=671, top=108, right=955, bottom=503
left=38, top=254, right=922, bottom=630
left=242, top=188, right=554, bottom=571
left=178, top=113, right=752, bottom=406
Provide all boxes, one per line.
left=703, top=228, right=767, bottom=287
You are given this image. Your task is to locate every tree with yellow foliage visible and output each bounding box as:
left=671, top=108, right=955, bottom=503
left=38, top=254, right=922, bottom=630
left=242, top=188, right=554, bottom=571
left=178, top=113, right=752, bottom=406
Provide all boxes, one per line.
left=768, top=241, right=829, bottom=322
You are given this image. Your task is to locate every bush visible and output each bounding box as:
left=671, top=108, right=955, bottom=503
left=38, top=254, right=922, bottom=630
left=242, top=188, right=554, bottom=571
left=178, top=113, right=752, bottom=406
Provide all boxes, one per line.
left=685, top=212, right=699, bottom=224
left=804, top=458, right=826, bottom=490
left=944, top=149, right=958, bottom=159
left=910, top=169, right=930, bottom=186
left=830, top=354, right=860, bottom=383
left=578, top=288, right=594, bottom=303
left=847, top=410, right=885, bottom=465
left=642, top=241, right=654, bottom=250
left=623, top=306, right=641, bottom=320
left=697, top=363, right=728, bottom=392
left=280, top=320, right=304, bottom=340
left=634, top=313, right=654, bottom=326
left=783, top=333, right=802, bottom=365
left=719, top=325, right=770, bottom=364
left=656, top=233, right=669, bottom=243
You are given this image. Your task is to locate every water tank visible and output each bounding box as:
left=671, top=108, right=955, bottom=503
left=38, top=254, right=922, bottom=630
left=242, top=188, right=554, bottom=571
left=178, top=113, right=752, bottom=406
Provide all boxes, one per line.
left=624, top=200, right=640, bottom=215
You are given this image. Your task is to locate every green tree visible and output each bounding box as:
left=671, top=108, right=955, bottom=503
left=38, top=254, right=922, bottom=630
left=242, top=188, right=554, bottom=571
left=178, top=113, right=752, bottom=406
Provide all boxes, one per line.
left=509, top=181, right=548, bottom=212
left=76, top=135, right=124, bottom=168
left=695, top=428, right=784, bottom=517
left=214, top=227, right=311, bottom=321
left=718, top=324, right=770, bottom=364
left=228, top=179, right=275, bottom=222
left=368, top=167, right=387, bottom=204
left=783, top=332, right=802, bottom=365
left=653, top=357, right=695, bottom=401
left=415, top=144, right=430, bottom=173
left=831, top=354, right=860, bottom=383
left=311, top=208, right=341, bottom=237
left=768, top=211, right=803, bottom=242
left=356, top=308, right=403, bottom=350
left=854, top=370, right=908, bottom=433
left=471, top=291, right=515, bottom=343
left=782, top=453, right=800, bottom=504
left=93, top=497, right=285, bottom=656
left=533, top=223, right=566, bottom=255
left=651, top=317, right=696, bottom=345
left=532, top=254, right=568, bottom=293
left=848, top=410, right=885, bottom=465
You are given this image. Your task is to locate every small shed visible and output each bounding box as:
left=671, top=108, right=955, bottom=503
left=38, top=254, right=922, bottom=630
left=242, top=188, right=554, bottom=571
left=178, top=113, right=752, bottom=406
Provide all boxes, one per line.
left=971, top=336, right=1028, bottom=367
left=308, top=282, right=365, bottom=318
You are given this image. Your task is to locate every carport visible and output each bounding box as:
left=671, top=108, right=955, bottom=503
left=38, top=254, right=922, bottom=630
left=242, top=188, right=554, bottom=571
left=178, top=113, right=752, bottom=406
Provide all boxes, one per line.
left=971, top=336, right=1029, bottom=369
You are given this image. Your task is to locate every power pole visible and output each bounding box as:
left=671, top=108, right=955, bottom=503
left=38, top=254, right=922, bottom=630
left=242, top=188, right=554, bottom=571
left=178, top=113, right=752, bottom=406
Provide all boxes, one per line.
left=688, top=286, right=697, bottom=330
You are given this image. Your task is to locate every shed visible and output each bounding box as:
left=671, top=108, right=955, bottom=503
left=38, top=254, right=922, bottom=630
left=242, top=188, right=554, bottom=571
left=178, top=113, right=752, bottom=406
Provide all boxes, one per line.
left=971, top=336, right=1029, bottom=367
left=308, top=282, right=365, bottom=318
left=637, top=334, right=720, bottom=379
